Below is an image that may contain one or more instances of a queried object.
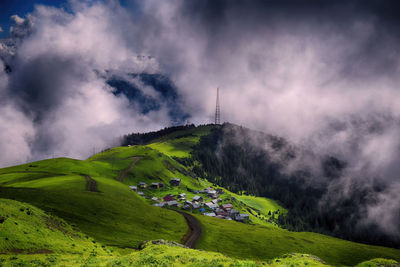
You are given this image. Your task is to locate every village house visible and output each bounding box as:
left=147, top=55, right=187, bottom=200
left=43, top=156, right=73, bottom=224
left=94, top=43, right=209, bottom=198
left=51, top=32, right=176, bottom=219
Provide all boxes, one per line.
left=151, top=182, right=160, bottom=189
left=178, top=193, right=186, bottom=200
left=138, top=182, right=147, bottom=189
left=205, top=202, right=219, bottom=210
left=129, top=186, right=137, bottom=191
left=240, top=213, right=250, bottom=220
left=207, top=190, right=217, bottom=196
left=215, top=208, right=229, bottom=217
left=151, top=197, right=159, bottom=202
left=182, top=204, right=191, bottom=210
left=166, top=200, right=178, bottom=207
left=221, top=204, right=233, bottom=211
left=203, top=212, right=216, bottom=217
left=192, top=195, right=203, bottom=202
left=235, top=213, right=250, bottom=221
left=192, top=203, right=201, bottom=209
left=163, top=195, right=175, bottom=202
left=235, top=215, right=244, bottom=222
left=199, top=189, right=208, bottom=193
left=211, top=199, right=219, bottom=204
left=229, top=209, right=239, bottom=217
left=184, top=200, right=193, bottom=206
left=169, top=178, right=181, bottom=186
left=137, top=192, right=144, bottom=197
left=153, top=203, right=165, bottom=207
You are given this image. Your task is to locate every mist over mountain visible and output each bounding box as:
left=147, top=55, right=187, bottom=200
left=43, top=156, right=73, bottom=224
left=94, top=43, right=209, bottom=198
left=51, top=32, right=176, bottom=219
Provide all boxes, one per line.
left=186, top=123, right=400, bottom=248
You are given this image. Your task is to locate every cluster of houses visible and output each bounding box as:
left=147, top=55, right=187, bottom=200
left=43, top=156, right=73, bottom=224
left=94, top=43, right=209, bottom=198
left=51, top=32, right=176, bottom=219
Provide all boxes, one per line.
left=129, top=178, right=181, bottom=197
left=129, top=179, right=250, bottom=222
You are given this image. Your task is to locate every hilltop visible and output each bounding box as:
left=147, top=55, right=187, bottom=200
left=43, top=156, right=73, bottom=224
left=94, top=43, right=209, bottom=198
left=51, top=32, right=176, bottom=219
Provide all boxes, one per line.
left=0, top=124, right=399, bottom=266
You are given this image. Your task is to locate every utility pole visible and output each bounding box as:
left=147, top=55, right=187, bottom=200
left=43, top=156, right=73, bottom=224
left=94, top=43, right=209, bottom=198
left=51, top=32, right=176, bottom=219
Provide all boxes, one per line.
left=215, top=87, right=220, bottom=125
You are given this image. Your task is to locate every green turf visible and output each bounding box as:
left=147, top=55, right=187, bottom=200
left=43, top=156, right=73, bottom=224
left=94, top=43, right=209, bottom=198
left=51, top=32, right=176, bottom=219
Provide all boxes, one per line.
left=355, top=258, right=400, bottom=267
left=0, top=198, right=105, bottom=255
left=0, top=156, right=187, bottom=248
left=235, top=194, right=286, bottom=215
left=0, top=243, right=331, bottom=266
left=195, top=214, right=400, bottom=266
left=147, top=125, right=213, bottom=158
left=1, top=242, right=397, bottom=267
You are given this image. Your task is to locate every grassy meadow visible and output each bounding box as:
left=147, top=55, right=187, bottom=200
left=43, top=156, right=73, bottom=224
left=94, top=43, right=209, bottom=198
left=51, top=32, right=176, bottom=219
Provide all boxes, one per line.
left=0, top=125, right=399, bottom=266
left=195, top=214, right=400, bottom=266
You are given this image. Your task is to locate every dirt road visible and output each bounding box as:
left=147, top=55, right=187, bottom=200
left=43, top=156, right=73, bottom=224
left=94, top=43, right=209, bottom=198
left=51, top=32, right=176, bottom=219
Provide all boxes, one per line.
left=82, top=174, right=99, bottom=192
left=177, top=211, right=202, bottom=248
left=118, top=157, right=141, bottom=182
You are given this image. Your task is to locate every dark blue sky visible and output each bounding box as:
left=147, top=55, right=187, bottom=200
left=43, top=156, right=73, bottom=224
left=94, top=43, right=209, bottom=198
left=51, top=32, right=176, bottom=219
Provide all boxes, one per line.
left=0, top=0, right=135, bottom=38
left=0, top=0, right=68, bottom=37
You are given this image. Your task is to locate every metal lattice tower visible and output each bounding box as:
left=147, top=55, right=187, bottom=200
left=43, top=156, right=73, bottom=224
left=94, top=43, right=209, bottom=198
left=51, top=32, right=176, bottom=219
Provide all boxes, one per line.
left=215, top=87, right=220, bottom=125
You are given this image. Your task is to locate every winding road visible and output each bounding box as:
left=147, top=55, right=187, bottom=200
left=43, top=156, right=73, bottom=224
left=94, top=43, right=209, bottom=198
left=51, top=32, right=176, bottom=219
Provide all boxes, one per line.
left=177, top=211, right=202, bottom=248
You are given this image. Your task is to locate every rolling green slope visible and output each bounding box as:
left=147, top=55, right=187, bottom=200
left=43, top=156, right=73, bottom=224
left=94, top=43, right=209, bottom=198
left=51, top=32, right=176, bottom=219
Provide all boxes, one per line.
left=0, top=198, right=104, bottom=255
left=195, top=215, right=400, bottom=266
left=147, top=125, right=214, bottom=158
left=235, top=194, right=286, bottom=215
left=0, top=157, right=187, bottom=248
left=0, top=125, right=399, bottom=266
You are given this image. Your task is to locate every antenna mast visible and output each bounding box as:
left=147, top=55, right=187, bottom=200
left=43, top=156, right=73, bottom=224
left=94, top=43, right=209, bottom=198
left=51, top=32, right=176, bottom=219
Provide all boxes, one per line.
left=215, top=87, right=220, bottom=125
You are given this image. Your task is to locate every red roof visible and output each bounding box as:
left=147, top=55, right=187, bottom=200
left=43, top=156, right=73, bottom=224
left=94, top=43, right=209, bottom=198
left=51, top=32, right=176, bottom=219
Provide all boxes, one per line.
left=221, top=204, right=233, bottom=210
left=163, top=195, right=174, bottom=201
left=216, top=211, right=229, bottom=216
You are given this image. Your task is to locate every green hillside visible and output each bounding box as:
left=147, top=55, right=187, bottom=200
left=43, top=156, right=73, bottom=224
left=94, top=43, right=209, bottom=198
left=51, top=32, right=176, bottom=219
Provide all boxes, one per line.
left=0, top=157, right=187, bottom=248
left=0, top=125, right=399, bottom=266
left=0, top=198, right=105, bottom=255
left=0, top=242, right=332, bottom=266
left=195, top=214, right=400, bottom=266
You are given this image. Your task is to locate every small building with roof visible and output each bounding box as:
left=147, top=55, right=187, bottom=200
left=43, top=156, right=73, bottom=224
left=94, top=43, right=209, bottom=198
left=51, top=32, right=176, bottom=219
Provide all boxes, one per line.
left=151, top=182, right=161, bottom=189
left=170, top=178, right=181, bottom=186
left=163, top=195, right=175, bottom=202
left=192, top=195, right=203, bottom=202
left=138, top=182, right=147, bottom=189
left=221, top=204, right=233, bottom=211
left=129, top=186, right=137, bottom=191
